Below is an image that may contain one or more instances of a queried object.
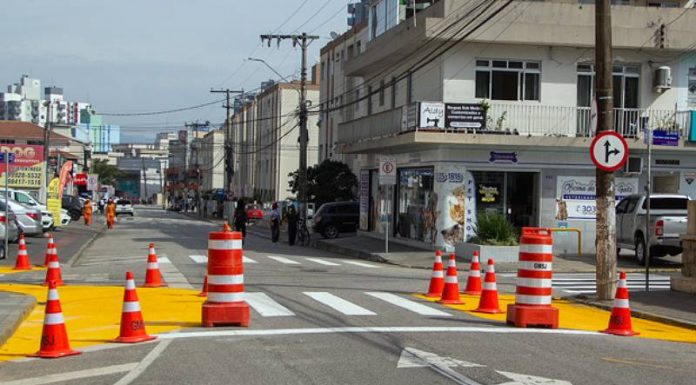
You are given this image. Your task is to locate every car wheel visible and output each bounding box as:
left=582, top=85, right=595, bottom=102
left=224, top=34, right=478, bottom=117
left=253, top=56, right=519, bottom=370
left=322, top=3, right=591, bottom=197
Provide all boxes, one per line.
left=0, top=245, right=5, bottom=259
left=323, top=224, right=339, bottom=239
left=635, top=234, right=647, bottom=266
left=69, top=210, right=81, bottom=221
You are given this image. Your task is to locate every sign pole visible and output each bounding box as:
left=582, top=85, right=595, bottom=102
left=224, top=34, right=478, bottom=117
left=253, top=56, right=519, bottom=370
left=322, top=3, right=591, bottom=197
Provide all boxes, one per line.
left=4, top=152, right=9, bottom=257
left=645, top=124, right=652, bottom=291
left=385, top=185, right=389, bottom=257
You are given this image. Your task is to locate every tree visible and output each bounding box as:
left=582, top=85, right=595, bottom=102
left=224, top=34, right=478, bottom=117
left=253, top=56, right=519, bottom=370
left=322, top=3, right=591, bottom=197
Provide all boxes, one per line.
left=91, top=159, right=122, bottom=186
left=288, top=159, right=357, bottom=207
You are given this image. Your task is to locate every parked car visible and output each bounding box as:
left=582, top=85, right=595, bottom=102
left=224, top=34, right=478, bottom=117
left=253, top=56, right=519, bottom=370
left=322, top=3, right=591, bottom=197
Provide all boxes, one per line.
left=616, top=194, right=689, bottom=264
left=0, top=198, right=42, bottom=237
left=246, top=204, right=264, bottom=220
left=4, top=188, right=53, bottom=231
left=312, top=201, right=360, bottom=239
left=62, top=195, right=84, bottom=221
left=115, top=199, right=135, bottom=216
left=0, top=200, right=20, bottom=245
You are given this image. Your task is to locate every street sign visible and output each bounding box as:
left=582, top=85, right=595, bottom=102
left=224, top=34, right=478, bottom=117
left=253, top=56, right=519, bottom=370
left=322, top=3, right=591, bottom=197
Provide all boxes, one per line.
left=0, top=153, right=16, bottom=163
left=590, top=131, right=629, bottom=172
left=651, top=130, right=679, bottom=146
left=379, top=157, right=396, bottom=186
left=87, top=174, right=99, bottom=191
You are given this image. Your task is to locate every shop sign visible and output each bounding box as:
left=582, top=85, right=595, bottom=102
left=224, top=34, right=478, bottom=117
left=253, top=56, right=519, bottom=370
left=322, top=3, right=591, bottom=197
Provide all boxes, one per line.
left=379, top=157, right=396, bottom=186
left=359, top=170, right=370, bottom=231
left=0, top=144, right=45, bottom=189
left=418, top=102, right=445, bottom=129
left=652, top=130, right=679, bottom=146
left=434, top=164, right=477, bottom=249
left=478, top=184, right=500, bottom=204
left=74, top=173, right=87, bottom=186
left=444, top=103, right=486, bottom=130
left=556, top=176, right=638, bottom=220
left=489, top=151, right=518, bottom=163
left=87, top=174, right=99, bottom=190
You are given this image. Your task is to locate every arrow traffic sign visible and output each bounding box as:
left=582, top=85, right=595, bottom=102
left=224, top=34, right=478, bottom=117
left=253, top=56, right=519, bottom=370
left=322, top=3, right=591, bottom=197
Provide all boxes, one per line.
left=589, top=131, right=628, bottom=172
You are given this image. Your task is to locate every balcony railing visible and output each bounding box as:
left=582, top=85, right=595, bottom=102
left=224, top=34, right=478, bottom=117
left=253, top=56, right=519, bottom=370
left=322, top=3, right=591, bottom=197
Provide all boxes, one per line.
left=336, top=103, right=692, bottom=145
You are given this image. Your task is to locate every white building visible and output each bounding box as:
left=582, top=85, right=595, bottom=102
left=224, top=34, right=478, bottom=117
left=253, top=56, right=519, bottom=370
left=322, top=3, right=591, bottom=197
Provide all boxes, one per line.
left=199, top=129, right=225, bottom=191
left=230, top=95, right=259, bottom=198
left=330, top=0, right=696, bottom=254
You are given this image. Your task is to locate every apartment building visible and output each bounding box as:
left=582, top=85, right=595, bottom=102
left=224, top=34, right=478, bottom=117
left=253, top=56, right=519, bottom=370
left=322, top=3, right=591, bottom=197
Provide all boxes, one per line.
left=230, top=95, right=258, bottom=199
left=199, top=129, right=225, bottom=192
left=331, top=0, right=696, bottom=253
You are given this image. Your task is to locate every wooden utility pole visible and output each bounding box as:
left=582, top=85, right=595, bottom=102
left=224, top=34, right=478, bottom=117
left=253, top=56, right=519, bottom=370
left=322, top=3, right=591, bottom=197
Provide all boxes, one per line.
left=595, top=0, right=617, bottom=300
left=210, top=89, right=243, bottom=195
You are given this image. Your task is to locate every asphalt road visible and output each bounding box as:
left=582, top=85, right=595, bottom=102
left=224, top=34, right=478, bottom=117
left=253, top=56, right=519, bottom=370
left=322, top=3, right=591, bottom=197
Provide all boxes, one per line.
left=1, top=207, right=695, bottom=385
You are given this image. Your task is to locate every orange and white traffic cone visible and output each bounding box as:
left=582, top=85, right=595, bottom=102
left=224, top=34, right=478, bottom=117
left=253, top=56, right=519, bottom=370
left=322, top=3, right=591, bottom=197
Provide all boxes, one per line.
left=13, top=233, right=32, bottom=270
left=474, top=259, right=503, bottom=314
left=425, top=250, right=444, bottom=298
left=438, top=253, right=463, bottom=304
left=42, top=251, right=64, bottom=286
left=113, top=271, right=157, bottom=343
left=29, top=281, right=80, bottom=358
left=43, top=234, right=56, bottom=267
left=198, top=275, right=208, bottom=297
left=601, top=271, right=639, bottom=336
left=463, top=250, right=482, bottom=295
left=143, top=243, right=164, bottom=288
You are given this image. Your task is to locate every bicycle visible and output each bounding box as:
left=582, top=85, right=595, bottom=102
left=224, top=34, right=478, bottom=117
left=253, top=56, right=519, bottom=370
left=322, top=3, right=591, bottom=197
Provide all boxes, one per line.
left=296, top=217, right=310, bottom=246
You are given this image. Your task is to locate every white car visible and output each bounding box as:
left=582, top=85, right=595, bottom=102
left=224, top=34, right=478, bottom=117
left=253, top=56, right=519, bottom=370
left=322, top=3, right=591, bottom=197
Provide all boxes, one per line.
left=115, top=199, right=135, bottom=216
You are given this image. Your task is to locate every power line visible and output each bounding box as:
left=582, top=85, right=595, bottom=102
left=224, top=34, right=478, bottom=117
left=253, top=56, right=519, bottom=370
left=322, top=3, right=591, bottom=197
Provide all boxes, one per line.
left=293, top=0, right=332, bottom=33
left=99, top=99, right=226, bottom=117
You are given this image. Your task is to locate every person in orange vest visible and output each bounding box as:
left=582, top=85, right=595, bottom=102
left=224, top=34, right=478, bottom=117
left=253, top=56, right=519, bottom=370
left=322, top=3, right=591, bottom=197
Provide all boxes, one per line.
left=106, top=198, right=116, bottom=229
left=83, top=198, right=92, bottom=225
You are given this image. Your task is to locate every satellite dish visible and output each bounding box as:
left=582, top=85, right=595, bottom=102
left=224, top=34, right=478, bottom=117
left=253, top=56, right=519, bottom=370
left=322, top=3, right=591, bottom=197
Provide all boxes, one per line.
left=329, top=31, right=339, bottom=40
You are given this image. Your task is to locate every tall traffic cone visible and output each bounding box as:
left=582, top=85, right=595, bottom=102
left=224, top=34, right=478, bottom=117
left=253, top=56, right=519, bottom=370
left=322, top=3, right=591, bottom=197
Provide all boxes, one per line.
left=198, top=275, right=208, bottom=297
left=474, top=259, right=503, bottom=314
left=13, top=233, right=32, bottom=270
left=438, top=253, right=463, bottom=304
left=143, top=243, right=164, bottom=287
left=29, top=281, right=80, bottom=358
left=113, top=271, right=157, bottom=343
left=463, top=250, right=482, bottom=295
left=601, top=271, right=639, bottom=336
left=43, top=234, right=56, bottom=267
left=425, top=250, right=445, bottom=298
left=42, top=250, right=64, bottom=286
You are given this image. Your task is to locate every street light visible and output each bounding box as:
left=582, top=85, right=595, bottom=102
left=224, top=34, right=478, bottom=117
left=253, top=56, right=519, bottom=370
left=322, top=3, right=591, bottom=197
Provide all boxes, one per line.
left=247, top=58, right=300, bottom=94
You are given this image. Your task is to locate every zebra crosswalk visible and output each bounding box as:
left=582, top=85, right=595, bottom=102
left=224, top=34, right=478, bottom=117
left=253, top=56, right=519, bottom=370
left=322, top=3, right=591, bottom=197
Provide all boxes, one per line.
left=188, top=255, right=381, bottom=269
left=242, top=291, right=451, bottom=319
left=551, top=273, right=671, bottom=294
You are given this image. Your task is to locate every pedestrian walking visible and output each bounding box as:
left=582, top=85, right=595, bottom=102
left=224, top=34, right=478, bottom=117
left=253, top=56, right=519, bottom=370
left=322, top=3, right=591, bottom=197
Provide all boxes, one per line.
left=286, top=205, right=298, bottom=246
left=106, top=198, right=116, bottom=229
left=270, top=202, right=280, bottom=243
left=233, top=199, right=248, bottom=241
left=83, top=198, right=92, bottom=226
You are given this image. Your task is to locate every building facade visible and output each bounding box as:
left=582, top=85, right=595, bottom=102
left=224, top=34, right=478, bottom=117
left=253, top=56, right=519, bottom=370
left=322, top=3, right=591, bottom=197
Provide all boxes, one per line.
left=199, top=129, right=225, bottom=192
left=330, top=0, right=696, bottom=253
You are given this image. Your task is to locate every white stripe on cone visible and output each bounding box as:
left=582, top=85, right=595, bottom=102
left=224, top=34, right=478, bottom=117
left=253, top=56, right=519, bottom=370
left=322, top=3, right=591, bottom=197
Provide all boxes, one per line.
left=612, top=298, right=630, bottom=309
left=431, top=271, right=444, bottom=278
left=516, top=278, right=552, bottom=288
left=207, top=292, right=245, bottom=303
left=519, top=244, right=553, bottom=254
left=147, top=263, right=159, bottom=269
left=482, top=282, right=497, bottom=291
left=617, top=280, right=627, bottom=289
left=48, top=261, right=60, bottom=268
left=208, top=239, right=243, bottom=250
left=515, top=294, right=552, bottom=305
left=469, top=270, right=481, bottom=277
left=125, top=280, right=136, bottom=290
left=47, top=289, right=59, bottom=301
left=44, top=312, right=65, bottom=325
left=122, top=301, right=141, bottom=312
left=444, top=276, right=458, bottom=284
left=208, top=274, right=244, bottom=285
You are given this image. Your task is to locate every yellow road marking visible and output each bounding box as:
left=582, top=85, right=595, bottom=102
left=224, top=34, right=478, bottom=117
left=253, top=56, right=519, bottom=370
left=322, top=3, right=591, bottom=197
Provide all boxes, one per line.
left=414, top=293, right=696, bottom=344
left=0, top=266, right=46, bottom=275
left=0, top=284, right=204, bottom=362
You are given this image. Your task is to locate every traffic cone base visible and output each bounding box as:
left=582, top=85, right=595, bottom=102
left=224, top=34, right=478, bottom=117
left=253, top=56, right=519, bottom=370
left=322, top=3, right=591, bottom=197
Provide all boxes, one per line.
left=30, top=282, right=81, bottom=359
left=113, top=271, right=157, bottom=343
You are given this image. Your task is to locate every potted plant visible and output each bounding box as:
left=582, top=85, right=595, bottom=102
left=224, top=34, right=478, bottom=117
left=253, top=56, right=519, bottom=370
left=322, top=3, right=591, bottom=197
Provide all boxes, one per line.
left=455, top=211, right=520, bottom=263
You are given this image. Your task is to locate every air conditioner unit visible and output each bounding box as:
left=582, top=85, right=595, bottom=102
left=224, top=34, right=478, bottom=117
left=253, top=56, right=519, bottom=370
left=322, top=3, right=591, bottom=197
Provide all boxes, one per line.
left=654, top=66, right=672, bottom=91
left=623, top=156, right=643, bottom=174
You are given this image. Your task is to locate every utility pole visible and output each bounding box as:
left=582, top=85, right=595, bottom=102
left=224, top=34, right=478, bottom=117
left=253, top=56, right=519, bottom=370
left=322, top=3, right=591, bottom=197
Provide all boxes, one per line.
left=210, top=89, right=243, bottom=196
left=595, top=0, right=617, bottom=300
left=260, top=33, right=319, bottom=238
left=186, top=121, right=208, bottom=216
left=40, top=101, right=53, bottom=203
left=141, top=157, right=148, bottom=203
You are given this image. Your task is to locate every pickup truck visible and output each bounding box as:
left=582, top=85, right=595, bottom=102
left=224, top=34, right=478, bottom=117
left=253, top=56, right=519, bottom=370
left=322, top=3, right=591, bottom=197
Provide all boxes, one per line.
left=616, top=194, right=689, bottom=265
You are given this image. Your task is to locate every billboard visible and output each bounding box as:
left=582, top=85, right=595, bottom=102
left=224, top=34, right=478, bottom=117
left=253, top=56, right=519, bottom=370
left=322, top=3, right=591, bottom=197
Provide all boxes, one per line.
left=0, top=144, right=45, bottom=189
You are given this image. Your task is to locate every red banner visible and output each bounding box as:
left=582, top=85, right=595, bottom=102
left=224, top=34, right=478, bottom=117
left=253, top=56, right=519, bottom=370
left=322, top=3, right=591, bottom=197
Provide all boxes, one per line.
left=58, top=161, right=73, bottom=199
left=74, top=173, right=87, bottom=186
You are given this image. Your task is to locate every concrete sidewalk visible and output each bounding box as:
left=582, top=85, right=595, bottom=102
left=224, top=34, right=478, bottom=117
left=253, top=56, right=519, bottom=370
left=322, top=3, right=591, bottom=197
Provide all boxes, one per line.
left=0, top=291, right=35, bottom=347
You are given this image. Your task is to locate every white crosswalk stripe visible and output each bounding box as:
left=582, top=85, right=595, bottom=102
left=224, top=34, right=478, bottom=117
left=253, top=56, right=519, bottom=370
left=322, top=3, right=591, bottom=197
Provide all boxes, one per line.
left=246, top=293, right=296, bottom=317
left=365, top=292, right=451, bottom=317
left=552, top=273, right=670, bottom=294
left=268, top=256, right=301, bottom=265
left=188, top=255, right=207, bottom=264
left=340, top=260, right=381, bottom=268
left=242, top=256, right=257, bottom=264
left=305, top=257, right=341, bottom=266
left=304, top=292, right=376, bottom=315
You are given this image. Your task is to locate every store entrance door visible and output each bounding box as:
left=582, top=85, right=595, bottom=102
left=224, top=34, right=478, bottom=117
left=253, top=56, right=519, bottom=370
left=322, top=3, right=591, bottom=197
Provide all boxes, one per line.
left=506, top=172, right=538, bottom=228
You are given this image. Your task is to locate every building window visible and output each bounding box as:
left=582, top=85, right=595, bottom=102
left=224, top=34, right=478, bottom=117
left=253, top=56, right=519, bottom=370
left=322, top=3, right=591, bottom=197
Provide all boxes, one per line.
left=391, top=77, right=397, bottom=109
left=26, top=140, right=43, bottom=145
left=407, top=72, right=413, bottom=104
left=475, top=59, right=541, bottom=101
left=576, top=64, right=640, bottom=109
left=0, top=139, right=15, bottom=144
left=379, top=79, right=385, bottom=107
left=367, top=85, right=373, bottom=115
left=321, top=61, right=325, bottom=80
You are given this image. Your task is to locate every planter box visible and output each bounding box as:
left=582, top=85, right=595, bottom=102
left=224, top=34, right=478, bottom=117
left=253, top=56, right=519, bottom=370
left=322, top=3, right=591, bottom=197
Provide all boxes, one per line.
left=455, top=243, right=520, bottom=263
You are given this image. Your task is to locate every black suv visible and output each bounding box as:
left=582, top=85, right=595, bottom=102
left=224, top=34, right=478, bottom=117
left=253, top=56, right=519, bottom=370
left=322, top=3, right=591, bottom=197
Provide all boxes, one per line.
left=61, top=195, right=83, bottom=221
left=312, top=202, right=359, bottom=239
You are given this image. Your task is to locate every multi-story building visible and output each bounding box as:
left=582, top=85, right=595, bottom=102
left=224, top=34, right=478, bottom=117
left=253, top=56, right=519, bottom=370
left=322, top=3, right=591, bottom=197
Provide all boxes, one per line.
left=230, top=93, right=259, bottom=198
left=330, top=0, right=696, bottom=253
left=155, top=132, right=178, bottom=150
left=199, top=129, right=225, bottom=192
left=73, top=107, right=120, bottom=153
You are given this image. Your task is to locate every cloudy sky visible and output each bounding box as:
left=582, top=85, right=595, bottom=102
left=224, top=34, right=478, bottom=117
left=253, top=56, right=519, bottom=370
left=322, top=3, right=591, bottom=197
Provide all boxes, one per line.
left=2, top=0, right=349, bottom=142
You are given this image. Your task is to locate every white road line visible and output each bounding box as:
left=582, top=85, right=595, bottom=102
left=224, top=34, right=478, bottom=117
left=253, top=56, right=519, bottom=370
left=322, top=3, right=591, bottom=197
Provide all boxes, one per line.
left=365, top=292, right=451, bottom=317
left=157, top=326, right=603, bottom=341
left=157, top=257, right=172, bottom=264
left=243, top=256, right=257, bottom=264
left=304, top=292, right=376, bottom=315
left=0, top=363, right=138, bottom=385
left=246, top=292, right=296, bottom=317
left=157, top=254, right=193, bottom=289
left=340, top=260, right=381, bottom=268
left=113, top=339, right=172, bottom=385
left=305, top=257, right=341, bottom=266
left=268, top=256, right=301, bottom=265
left=188, top=255, right=207, bottom=264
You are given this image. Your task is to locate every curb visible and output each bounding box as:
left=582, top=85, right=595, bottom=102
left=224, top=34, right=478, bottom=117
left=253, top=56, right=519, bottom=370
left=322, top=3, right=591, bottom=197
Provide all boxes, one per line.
left=68, top=224, right=108, bottom=267
left=568, top=296, right=696, bottom=331
left=0, top=292, right=36, bottom=347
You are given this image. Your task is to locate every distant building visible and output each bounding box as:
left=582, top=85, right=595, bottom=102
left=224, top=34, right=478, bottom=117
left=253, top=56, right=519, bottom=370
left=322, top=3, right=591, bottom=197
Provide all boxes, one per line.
left=73, top=107, right=120, bottom=153
left=199, top=129, right=225, bottom=192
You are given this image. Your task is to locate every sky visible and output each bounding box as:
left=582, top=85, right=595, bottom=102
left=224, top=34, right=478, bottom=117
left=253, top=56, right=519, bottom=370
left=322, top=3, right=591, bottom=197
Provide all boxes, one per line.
left=1, top=0, right=350, bottom=142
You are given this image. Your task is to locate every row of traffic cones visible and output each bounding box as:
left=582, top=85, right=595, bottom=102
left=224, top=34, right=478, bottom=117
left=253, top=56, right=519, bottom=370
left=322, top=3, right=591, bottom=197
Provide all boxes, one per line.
left=25, top=239, right=166, bottom=359
left=424, top=250, right=638, bottom=334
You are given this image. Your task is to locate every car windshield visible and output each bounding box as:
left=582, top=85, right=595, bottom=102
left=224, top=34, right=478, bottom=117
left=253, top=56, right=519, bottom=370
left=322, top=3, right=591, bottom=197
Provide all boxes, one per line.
left=642, top=197, right=688, bottom=210
left=118, top=200, right=131, bottom=205
left=247, top=204, right=260, bottom=210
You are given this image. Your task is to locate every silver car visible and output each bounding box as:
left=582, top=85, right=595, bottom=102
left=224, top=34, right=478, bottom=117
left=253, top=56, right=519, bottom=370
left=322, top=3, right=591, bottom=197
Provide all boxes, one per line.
left=0, top=200, right=20, bottom=248
left=0, top=198, right=42, bottom=237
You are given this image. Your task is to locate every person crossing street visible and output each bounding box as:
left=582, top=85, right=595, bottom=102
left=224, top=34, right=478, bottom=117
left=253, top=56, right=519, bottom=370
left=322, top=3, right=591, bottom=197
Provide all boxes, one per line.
left=83, top=198, right=92, bottom=226
left=106, top=198, right=116, bottom=229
